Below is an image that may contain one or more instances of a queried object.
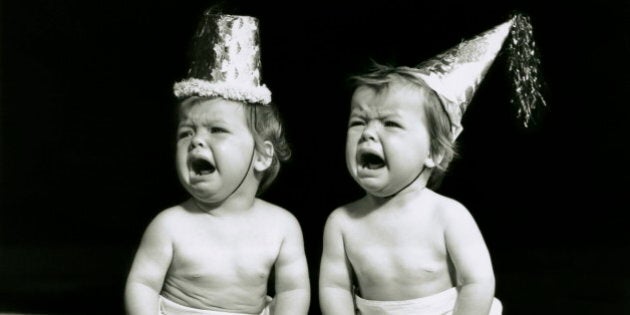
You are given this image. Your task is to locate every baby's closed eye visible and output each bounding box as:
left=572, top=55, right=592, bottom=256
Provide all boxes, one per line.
left=349, top=119, right=365, bottom=127
left=384, top=120, right=402, bottom=128
left=210, top=126, right=229, bottom=133
left=178, top=129, right=193, bottom=139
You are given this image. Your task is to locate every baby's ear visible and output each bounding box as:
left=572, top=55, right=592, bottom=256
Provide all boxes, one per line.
left=254, top=140, right=274, bottom=172
left=425, top=151, right=444, bottom=169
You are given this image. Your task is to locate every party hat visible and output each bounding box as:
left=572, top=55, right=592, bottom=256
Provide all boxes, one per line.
left=173, top=13, right=271, bottom=105
left=414, top=14, right=546, bottom=139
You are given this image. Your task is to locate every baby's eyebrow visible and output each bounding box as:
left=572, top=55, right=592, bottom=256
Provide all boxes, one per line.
left=179, top=117, right=229, bottom=127
left=349, top=110, right=402, bottom=121
left=380, top=113, right=402, bottom=120
left=349, top=107, right=369, bottom=116
left=178, top=121, right=194, bottom=128
left=349, top=113, right=369, bottom=121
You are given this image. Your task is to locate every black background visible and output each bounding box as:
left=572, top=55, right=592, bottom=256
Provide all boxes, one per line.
left=1, top=0, right=629, bottom=314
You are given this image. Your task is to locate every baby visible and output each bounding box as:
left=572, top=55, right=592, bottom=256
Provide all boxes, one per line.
left=125, top=13, right=310, bottom=315
left=319, top=65, right=501, bottom=315
left=320, top=14, right=545, bottom=315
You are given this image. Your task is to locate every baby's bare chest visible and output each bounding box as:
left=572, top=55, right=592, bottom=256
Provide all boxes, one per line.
left=170, top=221, right=281, bottom=280
left=344, top=218, right=448, bottom=278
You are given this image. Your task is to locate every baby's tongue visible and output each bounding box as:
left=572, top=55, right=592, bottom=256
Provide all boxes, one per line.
left=193, top=159, right=216, bottom=175
left=363, top=154, right=385, bottom=169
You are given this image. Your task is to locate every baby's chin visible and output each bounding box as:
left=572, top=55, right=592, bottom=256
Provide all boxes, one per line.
left=356, top=180, right=398, bottom=198
left=357, top=174, right=424, bottom=198
left=183, top=184, right=228, bottom=204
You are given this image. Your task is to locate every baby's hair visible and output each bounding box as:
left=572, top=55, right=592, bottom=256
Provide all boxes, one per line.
left=177, top=97, right=291, bottom=194
left=350, top=63, right=456, bottom=189
left=246, top=101, right=291, bottom=194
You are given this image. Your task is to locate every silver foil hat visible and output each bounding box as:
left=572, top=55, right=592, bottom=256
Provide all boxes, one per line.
left=414, top=14, right=546, bottom=139
left=173, top=14, right=271, bottom=105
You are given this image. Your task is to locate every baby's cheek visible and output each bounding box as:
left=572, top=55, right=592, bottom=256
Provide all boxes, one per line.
left=175, top=154, right=189, bottom=173
left=345, top=149, right=356, bottom=168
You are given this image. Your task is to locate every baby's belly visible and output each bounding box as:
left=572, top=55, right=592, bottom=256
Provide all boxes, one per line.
left=161, top=268, right=269, bottom=313
left=350, top=247, right=454, bottom=300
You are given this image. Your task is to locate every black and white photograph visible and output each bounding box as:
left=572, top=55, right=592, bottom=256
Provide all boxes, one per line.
left=1, top=1, right=628, bottom=314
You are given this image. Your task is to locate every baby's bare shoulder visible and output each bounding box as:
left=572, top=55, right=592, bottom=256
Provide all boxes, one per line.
left=254, top=199, right=293, bottom=218
left=429, top=192, right=473, bottom=225
left=146, top=203, right=195, bottom=231
left=253, top=199, right=302, bottom=232
left=136, top=204, right=192, bottom=247
left=326, top=197, right=367, bottom=227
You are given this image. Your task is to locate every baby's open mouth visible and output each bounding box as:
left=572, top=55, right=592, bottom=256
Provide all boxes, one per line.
left=360, top=152, right=385, bottom=170
left=191, top=158, right=216, bottom=175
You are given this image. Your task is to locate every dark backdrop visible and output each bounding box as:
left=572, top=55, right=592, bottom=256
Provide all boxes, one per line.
left=1, top=1, right=629, bottom=314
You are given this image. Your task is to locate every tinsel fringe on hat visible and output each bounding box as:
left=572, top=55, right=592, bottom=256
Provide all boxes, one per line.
left=173, top=78, right=272, bottom=105
left=507, top=14, right=547, bottom=127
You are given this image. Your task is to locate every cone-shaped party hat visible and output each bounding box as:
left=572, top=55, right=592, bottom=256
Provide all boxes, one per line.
left=414, top=14, right=546, bottom=139
left=173, top=13, right=271, bottom=105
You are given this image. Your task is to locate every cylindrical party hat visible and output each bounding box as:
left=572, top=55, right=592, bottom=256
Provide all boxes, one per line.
left=413, top=14, right=546, bottom=139
left=174, top=13, right=271, bottom=105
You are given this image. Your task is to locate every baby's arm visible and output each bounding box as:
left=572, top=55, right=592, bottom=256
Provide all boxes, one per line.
left=319, top=210, right=356, bottom=315
left=272, top=214, right=310, bottom=315
left=124, top=212, right=173, bottom=315
left=444, top=202, right=495, bottom=315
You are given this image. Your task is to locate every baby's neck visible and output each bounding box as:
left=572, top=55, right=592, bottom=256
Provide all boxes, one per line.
left=192, top=193, right=257, bottom=217
left=368, top=183, right=429, bottom=207
left=192, top=174, right=262, bottom=216
left=369, top=167, right=432, bottom=205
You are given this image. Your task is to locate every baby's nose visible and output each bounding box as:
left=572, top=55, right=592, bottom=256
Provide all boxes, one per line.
left=360, top=122, right=379, bottom=142
left=189, top=134, right=207, bottom=150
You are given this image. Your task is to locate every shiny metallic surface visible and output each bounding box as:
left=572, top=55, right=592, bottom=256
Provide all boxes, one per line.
left=174, top=14, right=271, bottom=104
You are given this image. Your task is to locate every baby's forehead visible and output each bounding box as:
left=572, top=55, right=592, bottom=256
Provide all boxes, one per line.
left=178, top=98, right=247, bottom=123
left=179, top=111, right=222, bottom=123
left=351, top=83, right=432, bottom=115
